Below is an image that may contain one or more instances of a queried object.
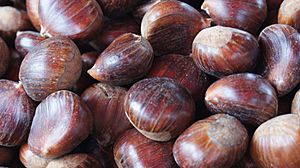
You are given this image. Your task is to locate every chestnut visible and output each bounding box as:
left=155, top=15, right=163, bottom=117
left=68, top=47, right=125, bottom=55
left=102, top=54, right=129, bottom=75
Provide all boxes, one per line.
left=46, top=153, right=102, bottom=168
left=251, top=114, right=300, bottom=168
left=205, top=73, right=278, bottom=126
left=0, top=37, right=10, bottom=77
left=124, top=77, right=195, bottom=141
left=4, top=50, right=23, bottom=81
left=19, top=36, right=82, bottom=101
left=39, top=0, right=104, bottom=41
left=147, top=54, right=209, bottom=101
left=259, top=24, right=300, bottom=96
left=15, top=31, right=47, bottom=57
left=88, top=33, right=154, bottom=86
left=192, top=26, right=259, bottom=78
left=81, top=83, right=132, bottom=147
left=0, top=80, right=35, bottom=147
left=278, top=0, right=300, bottom=32
left=0, top=146, right=15, bottom=166
left=97, top=0, right=139, bottom=17
left=113, top=129, right=176, bottom=168
left=26, top=0, right=40, bottom=31
left=201, top=0, right=267, bottom=34
left=173, top=114, right=248, bottom=168
left=20, top=143, right=52, bottom=168
left=141, top=0, right=211, bottom=56
left=28, top=90, right=92, bottom=159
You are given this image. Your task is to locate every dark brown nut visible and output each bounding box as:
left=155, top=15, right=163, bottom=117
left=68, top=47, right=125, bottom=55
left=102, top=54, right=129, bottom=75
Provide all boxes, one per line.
left=97, top=0, right=140, bottom=17
left=26, top=0, right=40, bottom=31
left=278, top=0, right=300, bottom=32
left=205, top=73, right=278, bottom=126
left=267, top=0, right=283, bottom=10
left=4, top=49, right=23, bottom=81
left=0, top=37, right=10, bottom=77
left=20, top=143, right=52, bottom=168
left=0, top=146, right=16, bottom=166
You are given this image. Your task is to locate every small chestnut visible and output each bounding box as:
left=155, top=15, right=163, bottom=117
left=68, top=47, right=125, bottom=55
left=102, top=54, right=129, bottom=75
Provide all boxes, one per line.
left=259, top=24, right=300, bottom=96
left=28, top=90, right=92, bottom=159
left=141, top=0, right=211, bottom=56
left=251, top=114, right=300, bottom=168
left=97, top=0, right=140, bottom=17
left=81, top=83, right=132, bottom=147
left=192, top=26, right=259, bottom=78
left=0, top=37, right=10, bottom=77
left=0, top=146, right=15, bottom=166
left=201, top=0, right=267, bottom=34
left=88, top=33, right=154, bottom=86
left=124, top=77, right=195, bottom=141
left=205, top=73, right=278, bottom=126
left=19, top=36, right=82, bottom=101
left=20, top=143, right=52, bottom=168
left=173, top=114, right=249, bottom=168
left=0, top=80, right=35, bottom=147
left=39, top=0, right=104, bottom=41
left=278, top=0, right=300, bottom=32
left=147, top=54, right=209, bottom=101
left=113, top=129, right=176, bottom=168
left=26, top=0, right=40, bottom=31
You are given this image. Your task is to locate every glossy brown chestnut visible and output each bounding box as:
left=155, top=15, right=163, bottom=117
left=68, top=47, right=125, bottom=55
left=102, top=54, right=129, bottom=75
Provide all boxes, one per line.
left=28, top=90, right=92, bottom=159
left=4, top=50, right=23, bottom=81
left=26, top=0, right=40, bottom=31
left=0, top=80, right=35, bottom=147
left=278, top=0, right=300, bottom=32
left=46, top=153, right=102, bottom=168
left=113, top=129, right=176, bottom=168
left=173, top=114, right=248, bottom=168
left=141, top=0, right=211, bottom=56
left=192, top=26, right=259, bottom=78
left=81, top=52, right=99, bottom=73
left=205, top=73, right=278, bottom=126
left=0, top=146, right=15, bottom=166
left=97, top=0, right=139, bottom=17
left=148, top=54, right=209, bottom=101
left=88, top=33, right=153, bottom=86
left=0, top=37, right=10, bottom=77
left=251, top=114, right=300, bottom=168
left=201, top=0, right=267, bottom=34
left=259, top=24, right=300, bottom=96
left=81, top=83, right=132, bottom=147
left=291, top=88, right=300, bottom=115
left=124, top=77, right=195, bottom=141
left=20, top=143, right=52, bottom=168
left=19, top=36, right=82, bottom=101
left=15, top=31, right=47, bottom=57
left=39, top=0, right=104, bottom=41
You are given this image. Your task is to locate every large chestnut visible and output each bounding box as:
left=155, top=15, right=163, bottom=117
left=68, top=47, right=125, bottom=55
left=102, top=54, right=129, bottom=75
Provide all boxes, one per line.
left=192, top=26, right=259, bottom=78
left=0, top=37, right=10, bottom=77
left=20, top=143, right=52, bottom=168
left=278, top=0, right=300, bottom=32
left=141, top=0, right=211, bottom=56
left=148, top=54, right=209, bottom=101
left=97, top=0, right=139, bottom=17
left=124, top=77, right=195, bottom=141
left=39, top=0, right=104, bottom=41
left=113, top=129, right=176, bottom=168
left=259, top=24, right=300, bottom=96
left=173, top=114, right=248, bottom=168
left=26, top=0, right=40, bottom=31
left=0, top=146, right=15, bottom=166
left=81, top=83, right=132, bottom=147
left=251, top=114, right=300, bottom=168
left=19, top=36, right=82, bottom=101
left=201, top=0, right=267, bottom=34
left=0, top=80, right=35, bottom=147
left=28, top=90, right=92, bottom=159
left=205, top=73, right=278, bottom=126
left=88, top=33, right=154, bottom=86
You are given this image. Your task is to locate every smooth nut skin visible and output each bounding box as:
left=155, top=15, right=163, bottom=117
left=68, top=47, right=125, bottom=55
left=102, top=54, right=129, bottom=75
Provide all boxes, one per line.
left=19, top=36, right=82, bottom=102
left=173, top=114, right=249, bottom=168
left=278, top=0, right=300, bottom=32
left=97, top=0, right=139, bottom=17
left=15, top=31, right=47, bottom=57
left=81, top=83, right=132, bottom=147
left=192, top=26, right=259, bottom=78
left=39, top=0, right=104, bottom=41
left=291, top=88, right=300, bottom=115
left=26, top=0, right=40, bottom=31
left=0, top=37, right=10, bottom=77
left=141, top=0, right=211, bottom=56
left=205, top=73, right=278, bottom=126
left=88, top=33, right=154, bottom=86
left=0, top=80, right=35, bottom=147
left=46, top=153, right=102, bottom=168
left=0, top=146, right=15, bottom=166
left=201, top=0, right=267, bottom=34
left=20, top=143, right=52, bottom=168
left=113, top=129, right=176, bottom=168
left=259, top=24, right=300, bottom=97
left=28, top=90, right=92, bottom=159
left=148, top=54, right=209, bottom=101
left=251, top=114, right=300, bottom=168
left=124, top=77, right=195, bottom=142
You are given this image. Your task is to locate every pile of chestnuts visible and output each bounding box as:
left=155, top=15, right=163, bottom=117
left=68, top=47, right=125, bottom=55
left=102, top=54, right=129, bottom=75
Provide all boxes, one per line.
left=0, top=0, right=299, bottom=167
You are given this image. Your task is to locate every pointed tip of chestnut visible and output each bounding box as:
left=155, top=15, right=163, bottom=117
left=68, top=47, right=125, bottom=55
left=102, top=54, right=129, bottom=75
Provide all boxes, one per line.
left=20, top=143, right=51, bottom=168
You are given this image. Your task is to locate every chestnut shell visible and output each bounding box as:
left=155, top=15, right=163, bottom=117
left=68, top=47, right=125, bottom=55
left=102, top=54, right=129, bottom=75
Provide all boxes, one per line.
left=26, top=0, right=40, bottom=31
left=97, top=0, right=140, bottom=17
left=124, top=77, right=195, bottom=141
left=20, top=143, right=52, bottom=168
left=205, top=73, right=278, bottom=126
left=278, top=0, right=300, bottom=32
